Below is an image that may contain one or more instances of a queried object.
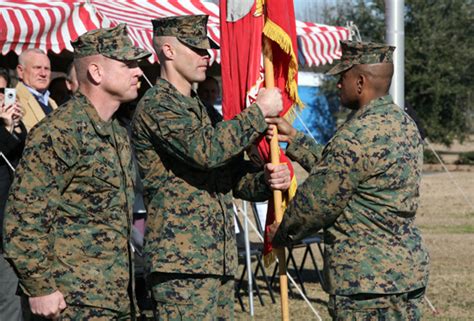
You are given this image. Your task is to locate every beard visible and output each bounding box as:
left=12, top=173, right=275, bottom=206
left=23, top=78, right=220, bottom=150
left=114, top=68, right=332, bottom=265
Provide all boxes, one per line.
left=340, top=97, right=359, bottom=110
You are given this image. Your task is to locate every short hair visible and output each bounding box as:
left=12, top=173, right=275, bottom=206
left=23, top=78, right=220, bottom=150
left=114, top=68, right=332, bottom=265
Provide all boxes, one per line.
left=0, top=67, right=10, bottom=86
left=152, top=35, right=179, bottom=64
left=73, top=56, right=93, bottom=83
left=352, top=63, right=394, bottom=94
left=18, top=48, right=48, bottom=66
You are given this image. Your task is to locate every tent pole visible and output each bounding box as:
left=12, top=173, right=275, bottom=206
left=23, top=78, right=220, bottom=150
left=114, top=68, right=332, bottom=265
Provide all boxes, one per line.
left=235, top=202, right=322, bottom=320
left=385, top=0, right=405, bottom=108
left=242, top=201, right=255, bottom=315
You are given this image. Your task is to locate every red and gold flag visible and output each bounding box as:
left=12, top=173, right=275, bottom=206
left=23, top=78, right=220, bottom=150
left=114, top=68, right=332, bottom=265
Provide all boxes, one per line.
left=220, top=0, right=301, bottom=266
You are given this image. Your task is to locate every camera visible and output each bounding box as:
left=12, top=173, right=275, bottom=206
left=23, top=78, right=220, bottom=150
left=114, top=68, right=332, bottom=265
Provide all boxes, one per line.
left=4, top=88, right=16, bottom=107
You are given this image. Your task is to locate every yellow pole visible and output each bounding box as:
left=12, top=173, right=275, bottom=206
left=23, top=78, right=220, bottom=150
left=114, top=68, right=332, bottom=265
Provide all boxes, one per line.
left=263, top=35, right=290, bottom=321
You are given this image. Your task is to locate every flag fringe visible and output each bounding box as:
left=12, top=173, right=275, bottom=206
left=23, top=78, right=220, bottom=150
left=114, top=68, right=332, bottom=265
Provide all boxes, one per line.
left=255, top=0, right=264, bottom=16
left=262, top=18, right=304, bottom=112
left=282, top=103, right=304, bottom=125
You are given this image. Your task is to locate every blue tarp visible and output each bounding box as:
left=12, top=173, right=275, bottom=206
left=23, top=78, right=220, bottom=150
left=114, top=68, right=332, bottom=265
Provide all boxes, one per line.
left=292, top=86, right=335, bottom=145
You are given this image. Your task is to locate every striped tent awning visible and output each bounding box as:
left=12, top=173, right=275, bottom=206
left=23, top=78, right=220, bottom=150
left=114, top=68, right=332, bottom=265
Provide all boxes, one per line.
left=296, top=20, right=351, bottom=67
left=0, top=1, right=101, bottom=55
left=0, top=0, right=351, bottom=67
left=90, top=0, right=221, bottom=64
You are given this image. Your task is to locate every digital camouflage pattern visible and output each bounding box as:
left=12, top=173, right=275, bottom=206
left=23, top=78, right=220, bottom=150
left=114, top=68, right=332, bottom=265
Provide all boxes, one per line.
left=3, top=92, right=136, bottom=313
left=60, top=305, right=132, bottom=321
left=152, top=15, right=219, bottom=49
left=327, top=40, right=395, bottom=75
left=273, top=95, right=430, bottom=295
left=328, top=287, right=425, bottom=320
left=71, top=23, right=151, bottom=60
left=131, top=78, right=271, bottom=277
left=150, top=274, right=234, bottom=321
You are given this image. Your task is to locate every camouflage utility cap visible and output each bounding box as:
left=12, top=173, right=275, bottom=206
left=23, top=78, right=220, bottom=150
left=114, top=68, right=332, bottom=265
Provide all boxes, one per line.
left=327, top=40, right=395, bottom=75
left=152, top=15, right=219, bottom=50
left=72, top=23, right=151, bottom=60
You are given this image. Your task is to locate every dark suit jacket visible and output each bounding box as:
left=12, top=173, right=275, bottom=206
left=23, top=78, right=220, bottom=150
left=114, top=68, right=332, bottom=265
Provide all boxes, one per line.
left=0, top=122, right=27, bottom=246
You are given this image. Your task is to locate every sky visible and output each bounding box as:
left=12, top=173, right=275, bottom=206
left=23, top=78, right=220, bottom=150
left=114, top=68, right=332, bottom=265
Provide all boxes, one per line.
left=206, top=0, right=341, bottom=23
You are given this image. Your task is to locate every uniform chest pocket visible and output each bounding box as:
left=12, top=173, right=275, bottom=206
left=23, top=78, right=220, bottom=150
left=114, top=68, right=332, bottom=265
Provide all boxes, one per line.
left=92, top=164, right=122, bottom=189
left=79, top=228, right=123, bottom=264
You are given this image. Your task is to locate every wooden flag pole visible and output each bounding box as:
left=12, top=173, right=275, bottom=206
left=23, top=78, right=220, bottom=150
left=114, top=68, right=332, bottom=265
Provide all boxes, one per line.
left=263, top=35, right=290, bottom=321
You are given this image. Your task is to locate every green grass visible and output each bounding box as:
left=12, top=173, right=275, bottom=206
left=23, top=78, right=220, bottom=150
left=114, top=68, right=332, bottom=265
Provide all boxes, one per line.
left=419, top=224, right=474, bottom=234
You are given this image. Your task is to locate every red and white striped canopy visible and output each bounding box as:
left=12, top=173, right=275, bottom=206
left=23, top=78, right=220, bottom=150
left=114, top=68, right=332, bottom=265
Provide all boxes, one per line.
left=0, top=1, right=101, bottom=55
left=0, top=0, right=350, bottom=66
left=296, top=20, right=351, bottom=67
left=90, top=0, right=221, bottom=64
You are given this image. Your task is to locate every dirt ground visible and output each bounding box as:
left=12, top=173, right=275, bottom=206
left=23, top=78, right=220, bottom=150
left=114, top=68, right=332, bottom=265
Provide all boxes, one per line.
left=234, top=139, right=474, bottom=320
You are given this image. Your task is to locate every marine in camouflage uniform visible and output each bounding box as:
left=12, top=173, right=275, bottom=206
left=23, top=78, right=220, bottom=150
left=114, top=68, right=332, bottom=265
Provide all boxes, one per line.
left=2, top=24, right=151, bottom=320
left=271, top=41, right=430, bottom=320
left=132, top=15, right=285, bottom=321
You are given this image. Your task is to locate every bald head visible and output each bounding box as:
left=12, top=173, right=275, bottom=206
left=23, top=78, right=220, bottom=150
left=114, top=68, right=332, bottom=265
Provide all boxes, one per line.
left=18, top=48, right=48, bottom=66
left=353, top=63, right=394, bottom=95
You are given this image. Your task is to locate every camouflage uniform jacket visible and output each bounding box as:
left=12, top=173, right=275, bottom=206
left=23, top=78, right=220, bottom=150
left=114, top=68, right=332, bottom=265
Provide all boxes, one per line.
left=131, top=79, right=271, bottom=277
left=3, top=92, right=136, bottom=311
left=273, top=95, right=430, bottom=295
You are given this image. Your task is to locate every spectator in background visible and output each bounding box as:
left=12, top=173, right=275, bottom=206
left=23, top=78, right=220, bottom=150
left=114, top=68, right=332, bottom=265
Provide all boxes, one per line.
left=0, top=67, right=26, bottom=321
left=49, top=63, right=79, bottom=106
left=15, top=48, right=58, bottom=131
left=48, top=76, right=70, bottom=106
left=197, top=75, right=222, bottom=124
left=65, top=63, right=79, bottom=94
left=197, top=75, right=220, bottom=108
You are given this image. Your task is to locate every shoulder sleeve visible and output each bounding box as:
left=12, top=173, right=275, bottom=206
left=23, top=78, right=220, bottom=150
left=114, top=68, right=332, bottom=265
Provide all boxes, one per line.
left=132, top=88, right=268, bottom=170
left=273, top=128, right=368, bottom=246
left=232, top=160, right=272, bottom=201
left=285, top=131, right=324, bottom=172
left=2, top=123, right=78, bottom=296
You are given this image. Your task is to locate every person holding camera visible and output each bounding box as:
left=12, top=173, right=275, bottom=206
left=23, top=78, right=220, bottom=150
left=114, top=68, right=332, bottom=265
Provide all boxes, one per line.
left=0, top=66, right=26, bottom=321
